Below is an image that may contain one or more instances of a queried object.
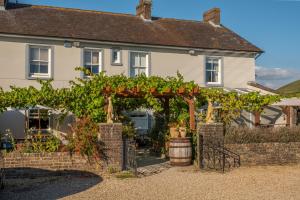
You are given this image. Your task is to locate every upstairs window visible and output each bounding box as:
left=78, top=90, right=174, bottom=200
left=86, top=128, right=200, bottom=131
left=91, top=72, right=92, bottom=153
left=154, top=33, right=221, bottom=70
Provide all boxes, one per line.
left=29, top=46, right=51, bottom=78
left=205, top=57, right=221, bottom=84
left=83, top=49, right=102, bottom=76
left=111, top=48, right=122, bottom=65
left=129, top=52, right=149, bottom=77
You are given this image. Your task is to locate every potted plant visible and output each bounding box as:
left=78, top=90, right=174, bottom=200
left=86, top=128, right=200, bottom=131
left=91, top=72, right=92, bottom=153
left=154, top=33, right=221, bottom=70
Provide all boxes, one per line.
left=177, top=112, right=189, bottom=138
left=168, top=122, right=179, bottom=138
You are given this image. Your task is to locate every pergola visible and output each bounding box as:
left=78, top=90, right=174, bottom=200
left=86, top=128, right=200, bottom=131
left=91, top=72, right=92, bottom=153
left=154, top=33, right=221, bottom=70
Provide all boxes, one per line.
left=103, top=87, right=200, bottom=130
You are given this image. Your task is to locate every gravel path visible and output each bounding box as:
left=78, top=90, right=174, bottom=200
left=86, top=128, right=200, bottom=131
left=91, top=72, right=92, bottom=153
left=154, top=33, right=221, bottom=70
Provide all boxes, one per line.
left=64, top=165, right=300, bottom=200
left=2, top=165, right=300, bottom=200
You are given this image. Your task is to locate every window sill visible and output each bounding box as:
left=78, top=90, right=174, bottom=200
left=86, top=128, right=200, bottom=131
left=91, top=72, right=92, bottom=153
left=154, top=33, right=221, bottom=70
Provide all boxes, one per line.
left=205, top=82, right=223, bottom=87
left=111, top=62, right=123, bottom=66
left=27, top=75, right=52, bottom=80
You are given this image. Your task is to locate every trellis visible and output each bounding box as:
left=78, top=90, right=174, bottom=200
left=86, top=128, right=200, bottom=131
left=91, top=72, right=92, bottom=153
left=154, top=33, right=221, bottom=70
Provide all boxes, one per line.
left=103, top=87, right=200, bottom=130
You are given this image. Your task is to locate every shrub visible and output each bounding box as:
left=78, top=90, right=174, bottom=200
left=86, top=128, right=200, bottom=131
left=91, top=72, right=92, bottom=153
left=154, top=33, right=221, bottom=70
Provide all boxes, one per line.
left=225, top=126, right=300, bottom=144
left=24, top=132, right=61, bottom=153
left=67, top=117, right=104, bottom=161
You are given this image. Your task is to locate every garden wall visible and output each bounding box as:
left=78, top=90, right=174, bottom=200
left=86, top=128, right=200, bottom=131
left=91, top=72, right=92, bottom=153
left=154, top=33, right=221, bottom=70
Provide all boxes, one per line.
left=225, top=142, right=300, bottom=166
left=3, top=152, right=100, bottom=177
left=3, top=123, right=124, bottom=177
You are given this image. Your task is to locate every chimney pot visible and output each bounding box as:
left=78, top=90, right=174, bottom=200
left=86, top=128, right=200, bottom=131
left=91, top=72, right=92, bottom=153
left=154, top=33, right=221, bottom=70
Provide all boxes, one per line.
left=203, top=8, right=221, bottom=25
left=136, top=0, right=152, bottom=20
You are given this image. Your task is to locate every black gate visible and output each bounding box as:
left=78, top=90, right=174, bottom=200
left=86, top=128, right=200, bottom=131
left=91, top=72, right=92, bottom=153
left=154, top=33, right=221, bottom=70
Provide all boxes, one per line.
left=0, top=151, right=4, bottom=189
left=123, top=139, right=137, bottom=176
left=198, top=124, right=240, bottom=172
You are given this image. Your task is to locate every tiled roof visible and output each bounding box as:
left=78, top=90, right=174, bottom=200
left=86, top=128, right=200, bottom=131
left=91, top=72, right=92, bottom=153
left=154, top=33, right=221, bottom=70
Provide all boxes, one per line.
left=0, top=4, right=262, bottom=52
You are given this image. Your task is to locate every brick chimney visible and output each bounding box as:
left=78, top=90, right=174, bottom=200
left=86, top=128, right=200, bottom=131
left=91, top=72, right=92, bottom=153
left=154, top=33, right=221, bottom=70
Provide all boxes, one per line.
left=0, top=0, right=7, bottom=10
left=136, top=0, right=152, bottom=20
left=203, top=8, right=221, bottom=25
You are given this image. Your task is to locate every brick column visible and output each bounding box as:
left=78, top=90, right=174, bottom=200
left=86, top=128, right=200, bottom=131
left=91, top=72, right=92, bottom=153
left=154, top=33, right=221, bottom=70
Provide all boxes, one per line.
left=98, top=123, right=123, bottom=170
left=197, top=123, right=224, bottom=169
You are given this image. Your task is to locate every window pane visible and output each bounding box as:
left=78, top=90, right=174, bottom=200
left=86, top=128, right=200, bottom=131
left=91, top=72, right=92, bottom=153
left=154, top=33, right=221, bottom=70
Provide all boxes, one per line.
left=30, top=62, right=39, bottom=74
left=206, top=62, right=212, bottom=70
left=40, top=62, right=49, bottom=74
left=84, top=51, right=91, bottom=65
left=132, top=53, right=139, bottom=67
left=92, top=52, right=99, bottom=64
left=206, top=71, right=212, bottom=82
left=112, top=50, right=120, bottom=63
left=30, top=48, right=39, bottom=61
left=40, top=48, right=49, bottom=61
left=139, top=67, right=146, bottom=75
left=213, top=72, right=219, bottom=82
left=91, top=65, right=99, bottom=74
left=140, top=54, right=146, bottom=68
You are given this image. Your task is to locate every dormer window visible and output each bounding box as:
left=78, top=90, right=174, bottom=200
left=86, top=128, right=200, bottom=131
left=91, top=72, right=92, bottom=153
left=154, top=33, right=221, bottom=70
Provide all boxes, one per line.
left=111, top=48, right=122, bottom=65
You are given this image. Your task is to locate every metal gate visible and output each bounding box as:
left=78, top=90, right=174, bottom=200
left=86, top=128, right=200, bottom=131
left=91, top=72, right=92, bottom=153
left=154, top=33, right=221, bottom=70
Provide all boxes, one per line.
left=0, top=151, right=4, bottom=189
left=197, top=124, right=240, bottom=172
left=123, top=139, right=137, bottom=176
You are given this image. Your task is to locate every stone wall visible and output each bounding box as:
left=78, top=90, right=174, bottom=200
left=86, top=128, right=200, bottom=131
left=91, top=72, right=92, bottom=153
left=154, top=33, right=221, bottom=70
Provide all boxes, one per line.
left=226, top=142, right=300, bottom=166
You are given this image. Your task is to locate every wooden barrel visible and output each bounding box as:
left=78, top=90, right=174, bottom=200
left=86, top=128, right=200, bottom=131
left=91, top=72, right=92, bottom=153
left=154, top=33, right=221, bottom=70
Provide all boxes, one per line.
left=169, top=138, right=192, bottom=166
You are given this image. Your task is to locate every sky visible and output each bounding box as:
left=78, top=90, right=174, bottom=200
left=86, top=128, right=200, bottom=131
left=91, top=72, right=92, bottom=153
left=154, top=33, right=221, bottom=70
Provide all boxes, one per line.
left=16, top=0, right=300, bottom=89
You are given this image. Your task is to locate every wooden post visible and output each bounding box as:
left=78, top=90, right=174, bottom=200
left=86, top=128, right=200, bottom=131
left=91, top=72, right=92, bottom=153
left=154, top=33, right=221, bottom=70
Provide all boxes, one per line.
left=183, top=96, right=196, bottom=131
left=254, top=112, right=260, bottom=127
left=285, top=106, right=291, bottom=127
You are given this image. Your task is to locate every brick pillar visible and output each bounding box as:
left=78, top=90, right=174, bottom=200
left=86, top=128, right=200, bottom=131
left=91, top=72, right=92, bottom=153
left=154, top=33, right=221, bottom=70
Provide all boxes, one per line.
left=197, top=123, right=224, bottom=169
left=98, top=123, right=123, bottom=170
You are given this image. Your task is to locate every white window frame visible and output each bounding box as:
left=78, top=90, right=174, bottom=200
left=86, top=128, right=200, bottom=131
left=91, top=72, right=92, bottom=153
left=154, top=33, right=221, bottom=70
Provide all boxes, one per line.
left=205, top=56, right=222, bottom=85
left=27, top=45, right=53, bottom=79
left=111, top=48, right=122, bottom=66
left=129, top=51, right=150, bottom=77
left=82, top=48, right=103, bottom=77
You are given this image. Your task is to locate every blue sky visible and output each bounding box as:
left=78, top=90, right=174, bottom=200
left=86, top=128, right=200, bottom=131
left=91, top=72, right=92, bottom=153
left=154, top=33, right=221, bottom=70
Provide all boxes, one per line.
left=17, top=0, right=300, bottom=89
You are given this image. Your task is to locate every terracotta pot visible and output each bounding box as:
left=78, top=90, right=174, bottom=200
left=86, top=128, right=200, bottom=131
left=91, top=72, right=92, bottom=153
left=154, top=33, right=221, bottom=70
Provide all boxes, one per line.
left=178, top=87, right=185, bottom=94
left=170, top=127, right=179, bottom=138
left=179, top=127, right=187, bottom=138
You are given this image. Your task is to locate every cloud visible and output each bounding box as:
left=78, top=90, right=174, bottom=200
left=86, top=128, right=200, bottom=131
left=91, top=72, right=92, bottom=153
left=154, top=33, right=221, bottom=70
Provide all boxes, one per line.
left=255, top=66, right=300, bottom=89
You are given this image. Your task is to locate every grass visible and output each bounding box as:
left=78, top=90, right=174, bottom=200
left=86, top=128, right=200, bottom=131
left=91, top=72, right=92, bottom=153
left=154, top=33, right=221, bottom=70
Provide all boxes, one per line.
left=277, top=80, right=300, bottom=96
left=115, top=171, right=136, bottom=179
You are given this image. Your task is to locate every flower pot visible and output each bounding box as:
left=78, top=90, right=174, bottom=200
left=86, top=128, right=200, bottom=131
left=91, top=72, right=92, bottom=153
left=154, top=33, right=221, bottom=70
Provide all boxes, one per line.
left=170, top=127, right=179, bottom=138
left=179, top=127, right=187, bottom=138
left=178, top=87, right=185, bottom=94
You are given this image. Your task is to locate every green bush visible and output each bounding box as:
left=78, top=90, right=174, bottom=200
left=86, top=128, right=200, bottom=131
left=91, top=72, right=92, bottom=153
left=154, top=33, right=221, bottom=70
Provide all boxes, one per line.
left=225, top=126, right=300, bottom=144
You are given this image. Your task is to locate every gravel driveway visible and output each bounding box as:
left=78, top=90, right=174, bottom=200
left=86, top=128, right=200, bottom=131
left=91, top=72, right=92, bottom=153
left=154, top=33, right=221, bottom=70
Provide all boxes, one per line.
left=2, top=165, right=300, bottom=200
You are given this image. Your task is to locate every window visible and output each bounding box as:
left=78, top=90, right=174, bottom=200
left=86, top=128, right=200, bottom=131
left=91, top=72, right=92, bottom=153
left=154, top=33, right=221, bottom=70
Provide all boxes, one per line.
left=28, top=46, right=51, bottom=78
left=83, top=49, right=102, bottom=76
left=205, top=57, right=221, bottom=84
left=130, top=52, right=149, bottom=77
left=111, top=48, right=122, bottom=65
left=27, top=108, right=51, bottom=134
